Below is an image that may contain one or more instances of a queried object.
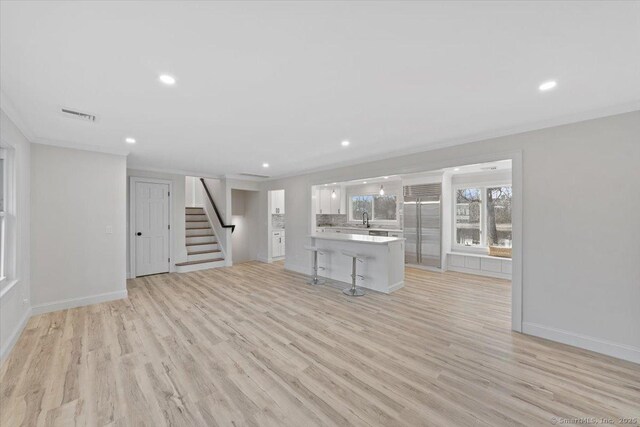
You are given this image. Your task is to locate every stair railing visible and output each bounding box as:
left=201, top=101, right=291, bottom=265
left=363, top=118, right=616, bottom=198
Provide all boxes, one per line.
left=200, top=178, right=235, bottom=233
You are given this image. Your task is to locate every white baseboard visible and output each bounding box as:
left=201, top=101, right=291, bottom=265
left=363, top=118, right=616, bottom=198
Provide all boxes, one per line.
left=387, top=281, right=405, bottom=293
left=0, top=306, right=32, bottom=363
left=31, top=290, right=128, bottom=316
left=522, top=322, right=640, bottom=365
left=447, top=265, right=511, bottom=280
left=256, top=255, right=270, bottom=264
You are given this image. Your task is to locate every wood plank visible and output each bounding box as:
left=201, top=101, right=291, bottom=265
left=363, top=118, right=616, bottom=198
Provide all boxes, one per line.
left=1, top=262, right=638, bottom=426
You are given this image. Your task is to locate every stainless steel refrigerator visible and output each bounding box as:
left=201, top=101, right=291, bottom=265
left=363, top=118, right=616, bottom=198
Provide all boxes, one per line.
left=403, top=183, right=442, bottom=268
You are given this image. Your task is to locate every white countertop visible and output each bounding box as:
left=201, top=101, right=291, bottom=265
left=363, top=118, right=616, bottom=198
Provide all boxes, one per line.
left=318, top=226, right=402, bottom=233
left=310, top=233, right=405, bottom=244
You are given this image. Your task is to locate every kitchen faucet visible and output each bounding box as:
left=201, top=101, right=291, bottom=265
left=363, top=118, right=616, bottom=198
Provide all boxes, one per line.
left=363, top=212, right=370, bottom=228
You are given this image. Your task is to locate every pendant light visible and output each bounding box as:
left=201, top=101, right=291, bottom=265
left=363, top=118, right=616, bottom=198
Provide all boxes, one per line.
left=331, top=189, right=337, bottom=199
left=379, top=185, right=385, bottom=195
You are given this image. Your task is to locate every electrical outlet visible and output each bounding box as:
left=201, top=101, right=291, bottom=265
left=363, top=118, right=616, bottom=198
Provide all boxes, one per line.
left=106, top=225, right=113, bottom=234
left=23, top=298, right=28, bottom=305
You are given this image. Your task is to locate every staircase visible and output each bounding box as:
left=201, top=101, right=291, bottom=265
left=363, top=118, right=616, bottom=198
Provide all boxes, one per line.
left=175, top=207, right=226, bottom=273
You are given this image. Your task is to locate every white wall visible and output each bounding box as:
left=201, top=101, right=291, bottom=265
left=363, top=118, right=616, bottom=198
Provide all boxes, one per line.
left=185, top=176, right=204, bottom=207
left=127, top=169, right=188, bottom=276
left=31, top=144, right=127, bottom=313
left=0, top=110, right=31, bottom=361
left=259, top=111, right=640, bottom=363
left=451, top=169, right=511, bottom=186
left=231, top=189, right=259, bottom=263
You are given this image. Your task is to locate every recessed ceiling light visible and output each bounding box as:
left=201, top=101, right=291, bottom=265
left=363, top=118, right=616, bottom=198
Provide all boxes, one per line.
left=262, top=162, right=269, bottom=168
left=125, top=137, right=136, bottom=144
left=363, top=181, right=367, bottom=184
left=332, top=182, right=337, bottom=185
left=341, top=140, right=350, bottom=147
left=159, top=74, right=176, bottom=85
left=454, top=167, right=460, bottom=171
left=383, top=176, right=389, bottom=179
left=539, top=80, right=557, bottom=92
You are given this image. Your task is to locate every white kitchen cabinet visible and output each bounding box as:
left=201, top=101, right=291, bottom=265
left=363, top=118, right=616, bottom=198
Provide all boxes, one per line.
left=318, top=188, right=332, bottom=214
left=329, top=187, right=342, bottom=214
left=317, top=187, right=343, bottom=214
left=271, top=190, right=285, bottom=214
left=272, top=231, right=285, bottom=257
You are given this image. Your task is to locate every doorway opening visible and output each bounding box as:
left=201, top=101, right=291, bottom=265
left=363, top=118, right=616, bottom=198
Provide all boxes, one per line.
left=268, top=189, right=285, bottom=261
left=231, top=189, right=260, bottom=263
left=310, top=157, right=519, bottom=328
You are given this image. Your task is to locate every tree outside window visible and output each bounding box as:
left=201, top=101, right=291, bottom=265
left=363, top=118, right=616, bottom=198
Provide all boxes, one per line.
left=351, top=195, right=373, bottom=219
left=456, top=188, right=481, bottom=246
left=486, top=186, right=512, bottom=247
left=373, top=195, right=397, bottom=220
left=350, top=195, right=397, bottom=221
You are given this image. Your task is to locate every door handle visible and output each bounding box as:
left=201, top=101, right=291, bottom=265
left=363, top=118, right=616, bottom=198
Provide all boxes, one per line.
left=136, top=232, right=142, bottom=236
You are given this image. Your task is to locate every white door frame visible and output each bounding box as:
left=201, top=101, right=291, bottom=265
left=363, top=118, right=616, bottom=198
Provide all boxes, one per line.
left=129, top=177, right=174, bottom=278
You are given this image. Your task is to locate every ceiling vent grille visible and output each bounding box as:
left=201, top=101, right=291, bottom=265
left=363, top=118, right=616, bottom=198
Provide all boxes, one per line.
left=61, top=107, right=97, bottom=122
left=238, top=173, right=270, bottom=179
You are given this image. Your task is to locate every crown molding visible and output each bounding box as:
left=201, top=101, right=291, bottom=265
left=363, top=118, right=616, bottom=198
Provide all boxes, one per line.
left=32, top=137, right=130, bottom=156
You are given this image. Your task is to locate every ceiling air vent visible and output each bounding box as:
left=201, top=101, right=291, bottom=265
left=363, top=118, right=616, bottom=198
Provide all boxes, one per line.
left=238, top=173, right=270, bottom=179
left=480, top=166, right=498, bottom=171
left=60, top=107, right=97, bottom=122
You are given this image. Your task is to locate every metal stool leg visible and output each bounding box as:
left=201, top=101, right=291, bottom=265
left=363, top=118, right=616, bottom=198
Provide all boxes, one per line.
left=343, top=256, right=365, bottom=296
left=308, top=250, right=325, bottom=285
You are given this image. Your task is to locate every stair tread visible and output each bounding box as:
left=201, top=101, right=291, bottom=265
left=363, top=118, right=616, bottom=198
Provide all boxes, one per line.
left=186, top=241, right=217, bottom=246
left=186, top=220, right=209, bottom=223
left=188, top=227, right=212, bottom=230
left=188, top=249, right=222, bottom=255
left=176, top=258, right=224, bottom=266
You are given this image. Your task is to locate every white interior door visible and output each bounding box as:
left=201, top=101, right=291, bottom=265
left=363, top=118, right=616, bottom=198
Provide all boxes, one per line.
left=135, top=181, right=170, bottom=276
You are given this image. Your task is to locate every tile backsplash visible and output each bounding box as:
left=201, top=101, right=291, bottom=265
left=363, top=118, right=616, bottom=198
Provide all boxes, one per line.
left=272, top=213, right=285, bottom=230
left=316, top=214, right=348, bottom=227
left=316, top=213, right=403, bottom=230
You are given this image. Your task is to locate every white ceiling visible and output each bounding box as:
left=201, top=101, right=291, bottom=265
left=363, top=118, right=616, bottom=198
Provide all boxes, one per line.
left=1, top=1, right=639, bottom=178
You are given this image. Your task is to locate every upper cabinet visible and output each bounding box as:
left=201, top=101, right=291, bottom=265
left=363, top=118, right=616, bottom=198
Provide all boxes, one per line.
left=317, top=187, right=343, bottom=214
left=271, top=190, right=285, bottom=214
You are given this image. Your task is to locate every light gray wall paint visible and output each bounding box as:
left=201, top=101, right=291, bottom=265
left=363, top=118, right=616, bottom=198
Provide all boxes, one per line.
left=231, top=189, right=259, bottom=263
left=127, top=169, right=188, bottom=275
left=31, top=144, right=127, bottom=309
left=259, top=111, right=640, bottom=363
left=0, top=110, right=31, bottom=361
left=451, top=169, right=511, bottom=186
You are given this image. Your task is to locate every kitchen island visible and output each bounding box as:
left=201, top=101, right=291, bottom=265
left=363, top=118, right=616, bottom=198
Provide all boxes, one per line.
left=309, top=233, right=405, bottom=293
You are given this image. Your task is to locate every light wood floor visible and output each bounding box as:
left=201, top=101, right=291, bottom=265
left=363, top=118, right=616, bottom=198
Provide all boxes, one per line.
left=1, top=262, right=638, bottom=426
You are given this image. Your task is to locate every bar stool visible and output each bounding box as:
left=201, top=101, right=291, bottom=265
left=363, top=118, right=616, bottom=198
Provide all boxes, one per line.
left=304, top=245, right=325, bottom=285
left=341, top=250, right=366, bottom=296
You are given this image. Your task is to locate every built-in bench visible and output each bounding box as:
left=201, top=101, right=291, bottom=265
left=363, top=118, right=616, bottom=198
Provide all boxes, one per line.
left=446, top=252, right=512, bottom=280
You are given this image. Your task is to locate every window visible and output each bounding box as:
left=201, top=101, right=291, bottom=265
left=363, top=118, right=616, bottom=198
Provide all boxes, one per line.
left=349, top=194, right=397, bottom=221
left=454, top=185, right=512, bottom=249
left=351, top=195, right=373, bottom=219
left=486, top=186, right=512, bottom=248
left=455, top=188, right=482, bottom=246
left=373, top=195, right=397, bottom=220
